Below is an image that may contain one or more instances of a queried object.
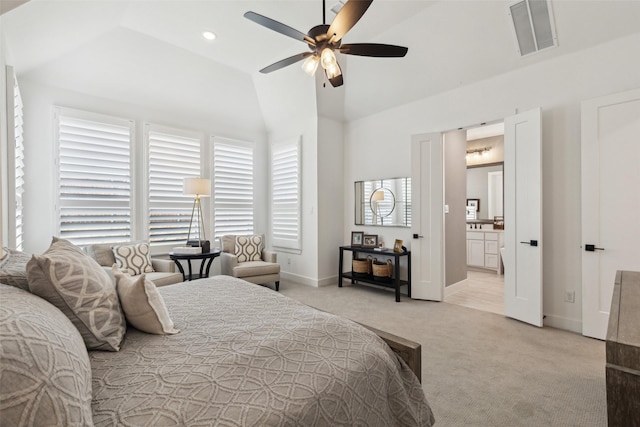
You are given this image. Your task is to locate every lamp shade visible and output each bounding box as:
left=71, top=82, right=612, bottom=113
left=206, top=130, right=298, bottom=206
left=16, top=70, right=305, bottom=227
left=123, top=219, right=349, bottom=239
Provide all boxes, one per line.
left=371, top=189, right=385, bottom=202
left=183, top=178, right=210, bottom=196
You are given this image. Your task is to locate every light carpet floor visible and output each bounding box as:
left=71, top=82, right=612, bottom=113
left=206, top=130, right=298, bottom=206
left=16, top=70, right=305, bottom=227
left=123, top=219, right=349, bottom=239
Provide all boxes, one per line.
left=278, top=280, right=607, bottom=427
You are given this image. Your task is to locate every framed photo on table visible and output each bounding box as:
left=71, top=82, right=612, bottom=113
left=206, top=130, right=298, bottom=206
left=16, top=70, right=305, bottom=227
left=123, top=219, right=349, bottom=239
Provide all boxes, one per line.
left=351, top=231, right=364, bottom=246
left=362, top=234, right=378, bottom=248
left=393, top=239, right=403, bottom=253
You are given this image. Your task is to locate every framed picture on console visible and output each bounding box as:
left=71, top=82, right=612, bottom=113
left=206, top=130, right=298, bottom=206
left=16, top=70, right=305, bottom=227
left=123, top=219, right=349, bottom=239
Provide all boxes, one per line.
left=362, top=234, right=378, bottom=248
left=351, top=231, right=364, bottom=246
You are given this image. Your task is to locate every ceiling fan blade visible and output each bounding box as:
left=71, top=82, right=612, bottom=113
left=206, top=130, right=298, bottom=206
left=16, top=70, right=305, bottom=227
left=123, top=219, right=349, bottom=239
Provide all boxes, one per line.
left=327, top=0, right=373, bottom=43
left=259, top=52, right=313, bottom=74
left=339, top=43, right=408, bottom=57
left=244, top=11, right=315, bottom=45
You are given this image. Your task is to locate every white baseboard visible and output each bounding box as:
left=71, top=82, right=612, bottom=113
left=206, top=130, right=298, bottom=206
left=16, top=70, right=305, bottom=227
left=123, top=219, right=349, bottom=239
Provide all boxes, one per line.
left=281, top=271, right=338, bottom=288
left=444, top=279, right=469, bottom=297
left=543, top=313, right=582, bottom=334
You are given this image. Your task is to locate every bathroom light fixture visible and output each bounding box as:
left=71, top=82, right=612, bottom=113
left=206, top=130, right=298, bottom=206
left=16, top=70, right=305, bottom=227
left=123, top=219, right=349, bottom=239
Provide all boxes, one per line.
left=466, top=146, right=492, bottom=156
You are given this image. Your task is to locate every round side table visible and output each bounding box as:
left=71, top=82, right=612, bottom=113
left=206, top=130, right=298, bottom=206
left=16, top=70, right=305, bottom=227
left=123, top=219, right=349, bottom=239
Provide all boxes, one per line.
left=169, top=249, right=221, bottom=281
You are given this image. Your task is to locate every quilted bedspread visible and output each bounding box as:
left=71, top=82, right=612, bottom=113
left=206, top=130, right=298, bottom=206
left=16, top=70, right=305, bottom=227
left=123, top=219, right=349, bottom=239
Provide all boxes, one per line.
left=90, top=276, right=434, bottom=426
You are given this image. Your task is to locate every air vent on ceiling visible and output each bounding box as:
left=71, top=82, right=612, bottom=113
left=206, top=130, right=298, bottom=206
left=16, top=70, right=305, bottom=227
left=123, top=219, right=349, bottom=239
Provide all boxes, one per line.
left=508, top=0, right=558, bottom=57
left=331, top=1, right=345, bottom=15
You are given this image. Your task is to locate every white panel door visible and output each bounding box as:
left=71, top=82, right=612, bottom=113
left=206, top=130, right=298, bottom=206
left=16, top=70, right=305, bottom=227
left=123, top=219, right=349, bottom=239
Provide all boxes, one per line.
left=411, top=133, right=444, bottom=301
left=582, top=88, right=640, bottom=340
left=504, top=108, right=543, bottom=327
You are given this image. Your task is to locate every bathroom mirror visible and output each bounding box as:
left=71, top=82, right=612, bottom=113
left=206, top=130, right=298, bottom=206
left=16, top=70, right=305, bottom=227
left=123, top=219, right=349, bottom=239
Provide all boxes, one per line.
left=467, top=163, right=503, bottom=221
left=355, top=178, right=411, bottom=227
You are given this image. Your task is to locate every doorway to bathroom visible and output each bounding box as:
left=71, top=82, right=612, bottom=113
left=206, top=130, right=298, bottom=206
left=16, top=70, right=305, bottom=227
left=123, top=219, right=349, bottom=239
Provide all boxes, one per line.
left=444, top=122, right=505, bottom=315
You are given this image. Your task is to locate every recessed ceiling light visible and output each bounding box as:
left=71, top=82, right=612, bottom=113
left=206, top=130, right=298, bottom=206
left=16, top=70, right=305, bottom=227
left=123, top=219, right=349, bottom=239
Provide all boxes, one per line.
left=202, top=31, right=216, bottom=41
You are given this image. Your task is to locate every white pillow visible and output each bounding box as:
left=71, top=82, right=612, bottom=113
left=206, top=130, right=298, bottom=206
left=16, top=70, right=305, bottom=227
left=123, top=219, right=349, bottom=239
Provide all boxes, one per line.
left=112, top=265, right=179, bottom=335
left=234, top=235, right=263, bottom=263
left=112, top=243, right=155, bottom=275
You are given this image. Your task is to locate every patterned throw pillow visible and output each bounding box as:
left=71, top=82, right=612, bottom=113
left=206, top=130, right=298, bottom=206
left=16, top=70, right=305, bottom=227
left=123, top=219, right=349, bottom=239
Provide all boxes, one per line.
left=26, top=237, right=126, bottom=351
left=0, top=284, right=93, bottom=425
left=235, top=235, right=263, bottom=263
left=112, top=243, right=155, bottom=275
left=0, top=248, right=31, bottom=291
left=112, top=265, right=179, bottom=335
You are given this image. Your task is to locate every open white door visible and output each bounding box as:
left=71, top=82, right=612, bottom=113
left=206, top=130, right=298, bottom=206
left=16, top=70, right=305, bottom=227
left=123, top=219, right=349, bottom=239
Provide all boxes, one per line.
left=411, top=133, right=444, bottom=301
left=504, top=108, right=543, bottom=326
left=582, top=88, right=640, bottom=340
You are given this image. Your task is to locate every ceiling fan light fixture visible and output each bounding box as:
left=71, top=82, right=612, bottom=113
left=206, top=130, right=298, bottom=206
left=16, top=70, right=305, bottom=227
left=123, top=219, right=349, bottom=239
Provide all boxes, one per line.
left=325, top=61, right=342, bottom=79
left=320, top=48, right=337, bottom=69
left=302, top=55, right=320, bottom=76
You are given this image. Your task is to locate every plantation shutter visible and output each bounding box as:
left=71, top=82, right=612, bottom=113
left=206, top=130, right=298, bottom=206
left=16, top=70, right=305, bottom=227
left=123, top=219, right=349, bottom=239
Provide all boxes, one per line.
left=212, top=138, right=254, bottom=238
left=7, top=68, right=24, bottom=250
left=147, top=125, right=202, bottom=248
left=55, top=108, right=133, bottom=245
left=271, top=138, right=301, bottom=251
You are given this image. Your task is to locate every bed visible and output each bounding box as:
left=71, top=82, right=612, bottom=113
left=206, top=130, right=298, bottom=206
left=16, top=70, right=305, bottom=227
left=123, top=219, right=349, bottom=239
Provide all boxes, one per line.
left=89, top=276, right=434, bottom=426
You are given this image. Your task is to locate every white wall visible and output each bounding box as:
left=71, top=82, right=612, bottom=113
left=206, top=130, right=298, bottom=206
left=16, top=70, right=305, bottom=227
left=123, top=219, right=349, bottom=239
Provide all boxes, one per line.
left=344, top=33, right=640, bottom=332
left=317, top=116, right=344, bottom=286
left=253, top=67, right=322, bottom=285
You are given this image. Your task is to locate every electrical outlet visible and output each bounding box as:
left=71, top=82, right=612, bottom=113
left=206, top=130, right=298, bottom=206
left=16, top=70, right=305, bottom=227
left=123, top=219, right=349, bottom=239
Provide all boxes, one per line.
left=564, top=291, right=575, bottom=303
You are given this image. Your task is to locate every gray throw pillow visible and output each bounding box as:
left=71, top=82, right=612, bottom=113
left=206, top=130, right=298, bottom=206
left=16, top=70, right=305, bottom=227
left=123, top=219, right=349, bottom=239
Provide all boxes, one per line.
left=27, top=237, right=126, bottom=351
left=0, top=247, right=31, bottom=291
left=0, top=284, right=93, bottom=425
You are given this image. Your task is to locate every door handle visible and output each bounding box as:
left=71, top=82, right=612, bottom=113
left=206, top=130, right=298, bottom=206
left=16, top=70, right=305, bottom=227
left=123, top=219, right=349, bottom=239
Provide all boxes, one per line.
left=413, top=234, right=424, bottom=239
left=585, top=244, right=604, bottom=252
left=520, top=240, right=538, bottom=247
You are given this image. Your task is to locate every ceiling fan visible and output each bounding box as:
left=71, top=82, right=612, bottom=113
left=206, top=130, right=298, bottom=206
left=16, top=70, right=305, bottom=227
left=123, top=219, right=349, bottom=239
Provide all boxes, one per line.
left=244, top=0, right=408, bottom=87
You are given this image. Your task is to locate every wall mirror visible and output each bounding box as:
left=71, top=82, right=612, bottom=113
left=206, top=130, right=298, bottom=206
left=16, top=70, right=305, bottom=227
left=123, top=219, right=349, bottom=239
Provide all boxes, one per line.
left=355, top=178, right=411, bottom=227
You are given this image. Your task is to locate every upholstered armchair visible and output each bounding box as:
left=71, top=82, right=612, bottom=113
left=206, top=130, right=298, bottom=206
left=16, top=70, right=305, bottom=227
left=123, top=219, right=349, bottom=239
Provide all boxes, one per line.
left=220, top=235, right=280, bottom=291
left=84, top=241, right=183, bottom=287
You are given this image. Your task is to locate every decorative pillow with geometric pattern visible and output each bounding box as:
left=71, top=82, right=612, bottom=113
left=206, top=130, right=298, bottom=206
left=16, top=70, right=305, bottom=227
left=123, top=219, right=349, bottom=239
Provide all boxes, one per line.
left=26, top=237, right=126, bottom=351
left=234, top=235, right=263, bottom=263
left=112, top=243, right=155, bottom=276
left=0, top=248, right=31, bottom=291
left=112, top=265, right=179, bottom=335
left=0, top=284, right=93, bottom=426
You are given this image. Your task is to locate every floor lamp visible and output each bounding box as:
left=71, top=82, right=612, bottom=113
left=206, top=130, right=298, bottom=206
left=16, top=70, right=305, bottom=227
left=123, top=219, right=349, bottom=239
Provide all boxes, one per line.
left=184, top=177, right=210, bottom=252
left=371, top=189, right=385, bottom=226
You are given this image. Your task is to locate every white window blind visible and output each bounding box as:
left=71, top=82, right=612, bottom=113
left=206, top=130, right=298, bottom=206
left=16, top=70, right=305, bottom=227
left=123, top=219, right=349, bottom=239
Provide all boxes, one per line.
left=147, top=125, right=202, bottom=248
left=7, top=68, right=24, bottom=250
left=212, top=138, right=254, bottom=238
left=271, top=138, right=301, bottom=251
left=55, top=108, right=133, bottom=246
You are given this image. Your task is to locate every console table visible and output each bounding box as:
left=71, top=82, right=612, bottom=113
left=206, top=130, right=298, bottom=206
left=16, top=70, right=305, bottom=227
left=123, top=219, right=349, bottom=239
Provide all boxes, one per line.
left=169, top=249, right=221, bottom=281
left=338, top=246, right=411, bottom=302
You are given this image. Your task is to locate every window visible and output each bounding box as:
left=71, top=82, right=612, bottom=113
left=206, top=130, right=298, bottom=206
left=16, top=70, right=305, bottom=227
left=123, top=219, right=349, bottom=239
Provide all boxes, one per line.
left=147, top=124, right=202, bottom=249
left=212, top=137, right=254, bottom=237
left=55, top=108, right=134, bottom=246
left=271, top=137, right=301, bottom=251
left=6, top=67, right=24, bottom=250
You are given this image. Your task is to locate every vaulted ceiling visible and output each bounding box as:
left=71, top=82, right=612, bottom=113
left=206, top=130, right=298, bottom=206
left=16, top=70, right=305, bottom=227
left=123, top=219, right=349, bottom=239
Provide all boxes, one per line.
left=2, top=0, right=639, bottom=122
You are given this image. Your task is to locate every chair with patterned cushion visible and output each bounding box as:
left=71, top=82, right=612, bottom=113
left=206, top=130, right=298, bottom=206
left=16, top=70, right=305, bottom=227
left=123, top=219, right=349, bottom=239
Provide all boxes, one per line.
left=220, top=234, right=280, bottom=291
left=84, top=241, right=183, bottom=287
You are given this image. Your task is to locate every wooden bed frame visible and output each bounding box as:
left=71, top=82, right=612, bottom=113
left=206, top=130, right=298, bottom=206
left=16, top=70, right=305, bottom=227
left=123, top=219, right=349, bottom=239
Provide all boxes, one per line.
left=361, top=323, right=422, bottom=383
